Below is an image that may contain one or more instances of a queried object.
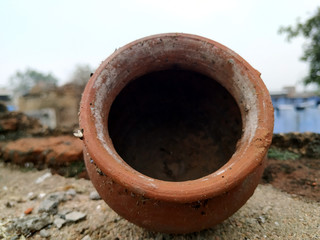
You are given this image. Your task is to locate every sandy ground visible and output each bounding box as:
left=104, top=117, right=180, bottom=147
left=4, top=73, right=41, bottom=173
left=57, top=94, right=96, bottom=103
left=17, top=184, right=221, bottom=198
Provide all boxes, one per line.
left=0, top=162, right=319, bottom=240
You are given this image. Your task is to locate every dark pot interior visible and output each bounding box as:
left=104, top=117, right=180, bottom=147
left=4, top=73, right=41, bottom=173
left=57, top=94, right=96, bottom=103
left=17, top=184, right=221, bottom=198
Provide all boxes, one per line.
left=108, top=69, right=242, bottom=181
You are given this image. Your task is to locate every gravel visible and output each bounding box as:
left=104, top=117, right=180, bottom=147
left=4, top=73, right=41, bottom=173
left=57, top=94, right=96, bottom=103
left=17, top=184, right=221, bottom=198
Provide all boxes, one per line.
left=89, top=191, right=101, bottom=200
left=0, top=163, right=319, bottom=239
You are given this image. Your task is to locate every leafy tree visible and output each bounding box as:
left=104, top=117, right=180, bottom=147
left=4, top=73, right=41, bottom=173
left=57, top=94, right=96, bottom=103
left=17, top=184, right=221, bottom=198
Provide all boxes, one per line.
left=68, top=64, right=94, bottom=86
left=10, top=68, right=58, bottom=95
left=279, top=7, right=320, bottom=87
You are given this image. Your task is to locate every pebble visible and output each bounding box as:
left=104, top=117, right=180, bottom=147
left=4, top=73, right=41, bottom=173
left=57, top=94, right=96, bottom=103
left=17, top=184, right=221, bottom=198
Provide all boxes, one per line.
left=10, top=236, right=20, bottom=240
left=257, top=216, right=266, bottom=224
left=39, top=229, right=50, bottom=238
left=57, top=209, right=72, bottom=218
left=89, top=191, right=101, bottom=200
left=5, top=201, right=15, bottom=208
left=39, top=193, right=46, bottom=199
left=38, top=199, right=59, bottom=215
left=27, top=192, right=37, bottom=200
left=38, top=192, right=67, bottom=214
left=66, top=189, right=76, bottom=197
left=9, top=213, right=52, bottom=236
left=24, top=207, right=33, bottom=215
left=46, top=192, right=67, bottom=202
left=35, top=172, right=52, bottom=184
left=54, top=217, right=66, bottom=229
left=82, top=235, right=91, bottom=240
left=65, top=211, right=86, bottom=222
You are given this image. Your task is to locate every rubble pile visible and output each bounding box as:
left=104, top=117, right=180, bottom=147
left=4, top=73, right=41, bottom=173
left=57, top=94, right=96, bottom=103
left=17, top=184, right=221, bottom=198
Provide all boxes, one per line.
left=0, top=112, right=86, bottom=178
left=0, top=111, right=45, bottom=141
left=6, top=184, right=101, bottom=238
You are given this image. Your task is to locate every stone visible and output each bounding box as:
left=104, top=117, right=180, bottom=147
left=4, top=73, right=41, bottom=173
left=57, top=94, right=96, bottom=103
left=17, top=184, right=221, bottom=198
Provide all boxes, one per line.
left=9, top=213, right=52, bottom=237
left=38, top=192, right=68, bottom=215
left=38, top=193, right=46, bottom=199
left=257, top=215, right=266, bottom=224
left=27, top=192, right=37, bottom=200
left=66, top=189, right=76, bottom=197
left=38, top=199, right=59, bottom=215
left=39, top=229, right=50, bottom=238
left=24, top=207, right=33, bottom=215
left=5, top=201, right=15, bottom=208
left=53, top=217, right=66, bottom=229
left=35, top=173, right=52, bottom=184
left=65, top=211, right=86, bottom=222
left=82, top=235, right=91, bottom=240
left=46, top=192, right=67, bottom=202
left=57, top=209, right=72, bottom=219
left=89, top=191, right=101, bottom=200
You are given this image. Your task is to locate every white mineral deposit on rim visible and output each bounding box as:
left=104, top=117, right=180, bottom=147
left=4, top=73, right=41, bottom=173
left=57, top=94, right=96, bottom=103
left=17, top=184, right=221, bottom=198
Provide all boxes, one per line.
left=91, top=68, right=126, bottom=166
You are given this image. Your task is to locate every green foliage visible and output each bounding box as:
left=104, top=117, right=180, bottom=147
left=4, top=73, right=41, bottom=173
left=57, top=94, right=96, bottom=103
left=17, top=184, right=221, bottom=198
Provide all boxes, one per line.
left=268, top=147, right=300, bottom=160
left=279, top=7, right=320, bottom=87
left=10, top=68, right=58, bottom=95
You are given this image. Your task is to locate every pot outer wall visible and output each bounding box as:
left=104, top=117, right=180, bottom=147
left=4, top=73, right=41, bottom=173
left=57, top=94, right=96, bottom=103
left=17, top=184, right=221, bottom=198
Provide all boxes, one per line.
left=84, top=148, right=266, bottom=233
left=79, top=33, right=274, bottom=234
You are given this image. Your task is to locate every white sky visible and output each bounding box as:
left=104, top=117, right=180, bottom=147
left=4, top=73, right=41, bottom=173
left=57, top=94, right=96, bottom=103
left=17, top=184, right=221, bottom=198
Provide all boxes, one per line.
left=0, top=0, right=319, bottom=91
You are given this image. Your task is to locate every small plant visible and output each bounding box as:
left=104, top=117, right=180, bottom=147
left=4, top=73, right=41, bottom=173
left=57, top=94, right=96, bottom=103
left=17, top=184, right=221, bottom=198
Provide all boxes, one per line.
left=268, top=148, right=300, bottom=160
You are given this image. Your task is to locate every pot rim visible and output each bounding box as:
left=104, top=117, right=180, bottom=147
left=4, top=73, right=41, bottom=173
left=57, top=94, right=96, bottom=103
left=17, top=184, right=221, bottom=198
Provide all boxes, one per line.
left=80, top=33, right=274, bottom=203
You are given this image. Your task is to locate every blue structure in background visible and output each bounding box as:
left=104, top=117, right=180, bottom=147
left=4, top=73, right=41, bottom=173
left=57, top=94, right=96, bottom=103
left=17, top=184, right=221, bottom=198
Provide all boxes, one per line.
left=271, top=91, right=320, bottom=133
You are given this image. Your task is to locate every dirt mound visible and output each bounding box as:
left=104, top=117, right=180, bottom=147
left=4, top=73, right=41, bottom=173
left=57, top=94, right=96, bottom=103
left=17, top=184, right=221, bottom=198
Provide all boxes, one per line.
left=264, top=133, right=320, bottom=201
left=0, top=136, right=86, bottom=178
left=271, top=132, right=320, bottom=158
left=262, top=157, right=319, bottom=201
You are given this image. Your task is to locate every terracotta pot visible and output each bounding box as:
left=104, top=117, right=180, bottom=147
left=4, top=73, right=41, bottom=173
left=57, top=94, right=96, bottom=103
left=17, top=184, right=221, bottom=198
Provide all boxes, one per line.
left=79, top=33, right=274, bottom=234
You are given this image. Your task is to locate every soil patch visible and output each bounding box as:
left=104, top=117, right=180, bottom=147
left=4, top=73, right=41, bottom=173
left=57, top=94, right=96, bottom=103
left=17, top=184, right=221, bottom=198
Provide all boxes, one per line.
left=0, top=163, right=319, bottom=239
left=263, top=157, right=320, bottom=201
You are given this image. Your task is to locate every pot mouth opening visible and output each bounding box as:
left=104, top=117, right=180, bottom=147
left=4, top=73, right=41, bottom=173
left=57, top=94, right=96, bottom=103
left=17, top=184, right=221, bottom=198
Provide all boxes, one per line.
left=108, top=69, right=243, bottom=182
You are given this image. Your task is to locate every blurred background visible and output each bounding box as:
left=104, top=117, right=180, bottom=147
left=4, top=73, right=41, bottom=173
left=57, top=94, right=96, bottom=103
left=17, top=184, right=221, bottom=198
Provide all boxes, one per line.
left=0, top=0, right=319, bottom=133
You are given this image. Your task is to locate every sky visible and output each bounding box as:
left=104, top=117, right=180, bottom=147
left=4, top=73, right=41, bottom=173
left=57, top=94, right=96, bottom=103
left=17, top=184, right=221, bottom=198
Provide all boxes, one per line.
left=0, top=0, right=319, bottom=92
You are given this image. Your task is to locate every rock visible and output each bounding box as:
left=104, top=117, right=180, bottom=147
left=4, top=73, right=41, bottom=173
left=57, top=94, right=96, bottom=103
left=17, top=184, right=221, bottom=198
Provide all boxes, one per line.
left=66, top=189, right=76, bottom=197
left=54, top=217, right=66, bottom=229
left=82, top=235, right=91, bottom=240
left=38, top=193, right=46, bottom=199
left=46, top=192, right=67, bottom=202
left=257, top=215, right=266, bottom=224
left=9, top=213, right=52, bottom=237
left=24, top=207, right=33, bottom=215
left=35, top=172, right=52, bottom=184
left=57, top=209, right=72, bottom=218
left=39, top=229, right=50, bottom=238
left=65, top=211, right=86, bottom=223
left=27, top=192, right=37, bottom=200
left=89, top=191, right=101, bottom=200
left=38, top=199, right=59, bottom=215
left=5, top=201, right=15, bottom=208
left=38, top=192, right=67, bottom=215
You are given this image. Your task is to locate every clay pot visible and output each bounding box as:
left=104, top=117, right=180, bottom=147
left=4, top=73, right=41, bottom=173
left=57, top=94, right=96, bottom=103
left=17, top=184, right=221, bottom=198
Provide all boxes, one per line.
left=79, top=33, right=274, bottom=234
